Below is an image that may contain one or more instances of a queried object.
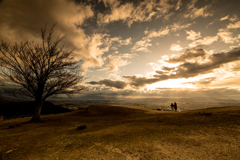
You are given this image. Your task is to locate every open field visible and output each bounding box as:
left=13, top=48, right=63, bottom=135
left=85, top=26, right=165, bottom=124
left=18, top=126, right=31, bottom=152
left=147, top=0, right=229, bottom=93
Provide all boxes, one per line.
left=1, top=105, right=240, bottom=160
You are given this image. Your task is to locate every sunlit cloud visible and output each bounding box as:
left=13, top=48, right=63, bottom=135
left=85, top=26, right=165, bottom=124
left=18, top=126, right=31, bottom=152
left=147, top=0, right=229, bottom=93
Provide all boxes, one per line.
left=82, top=34, right=133, bottom=71
left=147, top=62, right=161, bottom=71
left=77, top=86, right=240, bottom=100
left=229, top=15, right=239, bottom=22
left=189, top=35, right=218, bottom=47
left=81, top=33, right=109, bottom=70
left=184, top=1, right=213, bottom=19
left=171, top=23, right=192, bottom=32
left=0, top=0, right=94, bottom=44
left=230, top=45, right=239, bottom=50
left=97, top=0, right=185, bottom=27
left=220, top=15, right=229, bottom=21
left=131, top=38, right=152, bottom=52
left=185, top=30, right=201, bottom=40
left=128, top=0, right=158, bottom=26
left=175, top=0, right=182, bottom=10
left=119, top=47, right=240, bottom=88
left=170, top=44, right=183, bottom=51
left=227, top=21, right=240, bottom=29
left=167, top=48, right=206, bottom=63
left=109, top=37, right=132, bottom=50
left=132, top=26, right=169, bottom=52
left=123, top=76, right=160, bottom=88
left=103, top=53, right=138, bottom=72
left=217, top=29, right=239, bottom=44
left=87, top=79, right=128, bottom=89
left=97, top=2, right=134, bottom=26
left=183, top=77, right=217, bottom=87
left=146, top=26, right=170, bottom=38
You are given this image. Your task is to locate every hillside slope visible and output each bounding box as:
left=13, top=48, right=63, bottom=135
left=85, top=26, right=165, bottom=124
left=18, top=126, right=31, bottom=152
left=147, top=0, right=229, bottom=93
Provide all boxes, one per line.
left=1, top=105, right=240, bottom=160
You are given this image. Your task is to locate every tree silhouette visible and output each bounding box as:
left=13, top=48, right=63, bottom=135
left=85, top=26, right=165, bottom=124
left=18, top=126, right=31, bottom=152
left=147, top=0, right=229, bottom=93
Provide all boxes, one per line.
left=0, top=24, right=84, bottom=121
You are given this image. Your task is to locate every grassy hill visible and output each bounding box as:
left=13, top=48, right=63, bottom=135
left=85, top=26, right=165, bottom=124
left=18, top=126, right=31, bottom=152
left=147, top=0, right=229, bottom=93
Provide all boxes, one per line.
left=0, top=105, right=240, bottom=159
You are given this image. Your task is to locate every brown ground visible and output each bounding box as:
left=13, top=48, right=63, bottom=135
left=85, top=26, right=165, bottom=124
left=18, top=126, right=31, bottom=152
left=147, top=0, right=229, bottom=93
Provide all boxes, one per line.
left=0, top=105, right=240, bottom=160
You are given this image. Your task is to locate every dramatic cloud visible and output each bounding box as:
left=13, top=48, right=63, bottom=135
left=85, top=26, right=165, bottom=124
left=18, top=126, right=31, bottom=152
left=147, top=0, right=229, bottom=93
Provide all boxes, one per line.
left=123, top=76, right=160, bottom=88
left=131, top=38, right=152, bottom=52
left=220, top=15, right=229, bottom=21
left=87, top=79, right=128, bottom=89
left=170, top=44, right=183, bottom=51
left=184, top=1, right=213, bottom=19
left=82, top=34, right=133, bottom=70
left=185, top=30, right=201, bottom=40
left=171, top=23, right=192, bottom=32
left=189, top=36, right=219, bottom=47
left=212, top=76, right=240, bottom=88
left=124, top=47, right=240, bottom=88
left=167, top=48, right=206, bottom=63
left=104, top=53, right=137, bottom=71
left=159, top=47, right=240, bottom=78
left=146, top=27, right=170, bottom=39
left=229, top=15, right=239, bottom=22
left=99, top=0, right=120, bottom=8
left=184, top=77, right=217, bottom=86
left=77, top=86, right=240, bottom=100
left=81, top=33, right=109, bottom=70
left=0, top=0, right=135, bottom=72
left=127, top=0, right=157, bottom=26
left=217, top=29, right=239, bottom=44
left=187, top=0, right=198, bottom=10
left=97, top=2, right=134, bottom=26
left=175, top=0, right=182, bottom=10
left=227, top=21, right=240, bottom=29
left=132, top=26, right=169, bottom=52
left=0, top=0, right=98, bottom=71
left=0, top=0, right=94, bottom=44
left=109, top=37, right=132, bottom=50
left=97, top=0, right=184, bottom=27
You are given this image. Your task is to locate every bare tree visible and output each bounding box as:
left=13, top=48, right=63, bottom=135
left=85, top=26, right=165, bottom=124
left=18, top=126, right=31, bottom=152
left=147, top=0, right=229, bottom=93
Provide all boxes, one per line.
left=0, top=24, right=84, bottom=121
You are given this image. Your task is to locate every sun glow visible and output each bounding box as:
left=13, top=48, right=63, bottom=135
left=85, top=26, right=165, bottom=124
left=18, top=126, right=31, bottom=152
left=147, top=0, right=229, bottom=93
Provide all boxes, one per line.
left=146, top=79, right=197, bottom=91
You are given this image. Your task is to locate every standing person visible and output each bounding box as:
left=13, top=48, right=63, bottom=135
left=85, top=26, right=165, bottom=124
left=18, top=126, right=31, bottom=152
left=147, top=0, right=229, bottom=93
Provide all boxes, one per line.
left=174, top=102, right=177, bottom=111
left=170, top=103, right=174, bottom=111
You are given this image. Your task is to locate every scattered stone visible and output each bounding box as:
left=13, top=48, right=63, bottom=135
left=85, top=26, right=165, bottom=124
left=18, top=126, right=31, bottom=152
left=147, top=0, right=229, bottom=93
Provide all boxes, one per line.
left=6, top=150, right=13, bottom=154
left=77, top=125, right=87, bottom=130
left=198, top=112, right=212, bottom=116
left=205, top=113, right=212, bottom=116
left=8, top=125, right=15, bottom=128
left=8, top=124, right=21, bottom=128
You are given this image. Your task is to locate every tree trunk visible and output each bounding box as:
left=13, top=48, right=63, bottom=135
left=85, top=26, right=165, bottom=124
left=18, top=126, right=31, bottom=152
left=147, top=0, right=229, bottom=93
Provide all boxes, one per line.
left=30, top=100, right=44, bottom=122
left=0, top=115, right=4, bottom=122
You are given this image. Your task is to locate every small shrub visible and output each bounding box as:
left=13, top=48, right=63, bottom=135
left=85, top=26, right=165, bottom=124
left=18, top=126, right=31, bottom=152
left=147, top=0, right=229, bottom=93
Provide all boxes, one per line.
left=77, top=125, right=87, bottom=130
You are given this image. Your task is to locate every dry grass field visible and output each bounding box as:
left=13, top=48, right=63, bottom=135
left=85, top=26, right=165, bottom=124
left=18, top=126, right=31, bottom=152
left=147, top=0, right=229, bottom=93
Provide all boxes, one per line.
left=1, top=105, right=240, bottom=160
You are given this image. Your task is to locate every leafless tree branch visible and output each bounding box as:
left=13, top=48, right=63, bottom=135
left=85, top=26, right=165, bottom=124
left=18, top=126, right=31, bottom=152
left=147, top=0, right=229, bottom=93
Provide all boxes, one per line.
left=0, top=24, right=85, bottom=121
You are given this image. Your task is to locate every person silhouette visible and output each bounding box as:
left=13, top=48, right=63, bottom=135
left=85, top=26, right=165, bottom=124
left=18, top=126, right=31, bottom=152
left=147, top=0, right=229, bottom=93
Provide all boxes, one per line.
left=174, top=102, right=177, bottom=111
left=170, top=103, right=174, bottom=111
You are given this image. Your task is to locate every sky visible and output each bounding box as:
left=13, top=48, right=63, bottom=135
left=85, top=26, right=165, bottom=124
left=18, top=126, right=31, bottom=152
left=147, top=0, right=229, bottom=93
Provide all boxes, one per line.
left=0, top=0, right=240, bottom=100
